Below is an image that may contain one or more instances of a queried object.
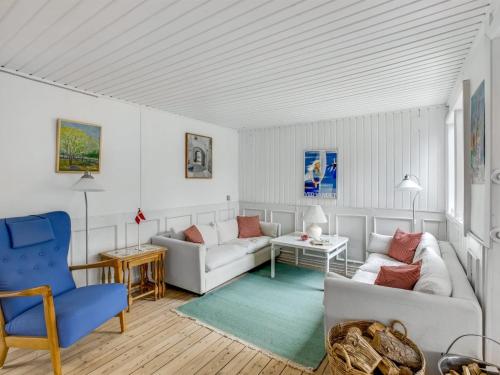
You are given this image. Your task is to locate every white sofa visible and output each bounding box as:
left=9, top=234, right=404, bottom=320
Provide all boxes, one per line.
left=152, top=220, right=280, bottom=294
left=324, top=233, right=482, bottom=374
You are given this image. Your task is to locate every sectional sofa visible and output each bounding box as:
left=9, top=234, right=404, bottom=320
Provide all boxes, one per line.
left=152, top=220, right=280, bottom=294
left=324, top=232, right=482, bottom=373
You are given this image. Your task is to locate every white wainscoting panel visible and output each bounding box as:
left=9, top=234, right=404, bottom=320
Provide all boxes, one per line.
left=335, top=214, right=368, bottom=262
left=165, top=214, right=192, bottom=233
left=125, top=219, right=161, bottom=248
left=422, top=219, right=447, bottom=240
left=241, top=202, right=446, bottom=265
left=373, top=216, right=413, bottom=235
left=69, top=202, right=239, bottom=285
left=196, top=211, right=217, bottom=225
left=243, top=208, right=266, bottom=221
left=239, top=105, right=446, bottom=212
left=270, top=210, right=296, bottom=235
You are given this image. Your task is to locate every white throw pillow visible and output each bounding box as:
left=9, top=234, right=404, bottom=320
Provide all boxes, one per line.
left=260, top=221, right=276, bottom=237
left=413, top=247, right=452, bottom=296
left=367, top=232, right=393, bottom=254
left=217, top=219, right=239, bottom=244
left=414, top=232, right=441, bottom=260
left=196, top=223, right=218, bottom=247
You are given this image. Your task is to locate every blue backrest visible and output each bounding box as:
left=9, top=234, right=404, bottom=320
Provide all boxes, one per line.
left=0, top=211, right=76, bottom=322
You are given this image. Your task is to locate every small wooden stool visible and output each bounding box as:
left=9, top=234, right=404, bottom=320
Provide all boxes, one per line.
left=100, top=244, right=167, bottom=311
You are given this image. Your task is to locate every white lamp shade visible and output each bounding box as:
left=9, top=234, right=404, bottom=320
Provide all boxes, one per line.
left=72, top=172, right=104, bottom=192
left=396, top=174, right=422, bottom=192
left=303, top=205, right=327, bottom=223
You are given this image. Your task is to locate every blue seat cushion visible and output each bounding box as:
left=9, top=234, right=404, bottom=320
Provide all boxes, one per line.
left=5, top=284, right=127, bottom=348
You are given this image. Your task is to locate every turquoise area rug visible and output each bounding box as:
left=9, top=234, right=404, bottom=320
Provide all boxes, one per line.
left=176, top=263, right=325, bottom=369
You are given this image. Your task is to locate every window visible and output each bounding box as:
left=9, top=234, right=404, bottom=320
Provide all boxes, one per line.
left=447, top=119, right=456, bottom=216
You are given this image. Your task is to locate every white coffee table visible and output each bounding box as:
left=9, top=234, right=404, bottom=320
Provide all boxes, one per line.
left=270, top=232, right=349, bottom=278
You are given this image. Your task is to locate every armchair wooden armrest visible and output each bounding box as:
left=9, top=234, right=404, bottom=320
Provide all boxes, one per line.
left=0, top=285, right=52, bottom=299
left=69, top=259, right=123, bottom=283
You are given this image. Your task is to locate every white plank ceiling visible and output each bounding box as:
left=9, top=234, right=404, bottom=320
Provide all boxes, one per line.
left=0, top=0, right=490, bottom=128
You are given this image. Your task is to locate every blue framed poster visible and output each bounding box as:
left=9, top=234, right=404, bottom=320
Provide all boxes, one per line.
left=304, top=150, right=337, bottom=198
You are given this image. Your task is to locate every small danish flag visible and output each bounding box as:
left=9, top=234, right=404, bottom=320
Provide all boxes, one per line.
left=135, top=208, right=146, bottom=224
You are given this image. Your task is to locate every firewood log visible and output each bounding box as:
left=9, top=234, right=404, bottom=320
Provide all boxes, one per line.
left=463, top=365, right=472, bottom=375
left=341, top=327, right=382, bottom=373
left=449, top=370, right=460, bottom=375
left=399, top=366, right=413, bottom=375
left=467, top=363, right=482, bottom=375
left=371, top=329, right=421, bottom=369
left=378, top=357, right=400, bottom=375
left=367, top=322, right=387, bottom=337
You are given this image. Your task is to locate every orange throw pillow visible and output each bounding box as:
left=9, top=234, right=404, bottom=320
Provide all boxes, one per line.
left=375, top=262, right=422, bottom=290
left=387, top=228, right=423, bottom=263
left=184, top=225, right=204, bottom=244
left=237, top=216, right=263, bottom=238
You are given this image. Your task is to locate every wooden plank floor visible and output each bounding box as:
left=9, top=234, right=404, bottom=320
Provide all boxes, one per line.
left=0, top=288, right=330, bottom=375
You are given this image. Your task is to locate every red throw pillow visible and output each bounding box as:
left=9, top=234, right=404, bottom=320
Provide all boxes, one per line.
left=237, top=216, right=263, bottom=238
left=184, top=225, right=204, bottom=244
left=375, top=262, right=422, bottom=290
left=387, top=228, right=423, bottom=263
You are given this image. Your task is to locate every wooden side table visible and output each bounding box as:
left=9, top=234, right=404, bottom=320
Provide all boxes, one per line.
left=100, top=244, right=167, bottom=311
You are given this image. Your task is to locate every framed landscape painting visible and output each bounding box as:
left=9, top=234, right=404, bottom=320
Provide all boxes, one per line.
left=304, top=150, right=337, bottom=198
left=56, top=119, right=102, bottom=173
left=185, top=132, right=212, bottom=179
left=470, top=80, right=485, bottom=184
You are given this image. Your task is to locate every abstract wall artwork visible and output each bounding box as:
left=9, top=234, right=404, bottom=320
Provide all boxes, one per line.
left=304, top=150, right=337, bottom=198
left=185, top=132, right=213, bottom=178
left=56, top=119, right=101, bottom=173
left=470, top=80, right=485, bottom=184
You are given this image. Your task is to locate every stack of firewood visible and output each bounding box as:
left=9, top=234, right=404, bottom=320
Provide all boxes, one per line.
left=327, top=321, right=425, bottom=375
left=444, top=362, right=487, bottom=375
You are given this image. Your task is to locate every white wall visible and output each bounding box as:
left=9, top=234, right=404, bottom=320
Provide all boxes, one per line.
left=239, top=105, right=448, bottom=263
left=239, top=105, right=446, bottom=211
left=0, top=72, right=239, bottom=283
left=0, top=72, right=239, bottom=218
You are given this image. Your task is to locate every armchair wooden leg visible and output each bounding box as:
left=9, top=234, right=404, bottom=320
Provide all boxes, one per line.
left=0, top=341, right=8, bottom=368
left=119, top=310, right=126, bottom=333
left=49, top=345, right=62, bottom=375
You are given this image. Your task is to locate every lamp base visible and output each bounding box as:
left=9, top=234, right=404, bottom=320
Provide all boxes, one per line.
left=306, top=224, right=322, bottom=241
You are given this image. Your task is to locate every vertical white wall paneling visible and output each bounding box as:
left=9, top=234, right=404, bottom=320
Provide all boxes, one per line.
left=239, top=105, right=447, bottom=212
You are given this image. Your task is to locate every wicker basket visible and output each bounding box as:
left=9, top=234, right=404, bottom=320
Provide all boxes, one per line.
left=326, top=320, right=426, bottom=375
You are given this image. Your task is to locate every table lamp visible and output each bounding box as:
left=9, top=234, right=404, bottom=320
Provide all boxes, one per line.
left=304, top=205, right=327, bottom=240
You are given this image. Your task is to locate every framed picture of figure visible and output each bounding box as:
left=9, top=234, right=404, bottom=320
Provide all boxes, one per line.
left=304, top=150, right=337, bottom=198
left=185, top=132, right=213, bottom=179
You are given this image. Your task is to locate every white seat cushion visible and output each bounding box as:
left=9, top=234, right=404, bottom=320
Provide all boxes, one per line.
left=413, top=247, right=452, bottom=296
left=351, top=270, right=378, bottom=284
left=217, top=219, right=239, bottom=244
left=359, top=253, right=406, bottom=273
left=227, top=236, right=271, bottom=254
left=205, top=244, right=248, bottom=272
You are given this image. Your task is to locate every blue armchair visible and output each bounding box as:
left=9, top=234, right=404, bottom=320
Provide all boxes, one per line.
left=0, top=211, right=128, bottom=375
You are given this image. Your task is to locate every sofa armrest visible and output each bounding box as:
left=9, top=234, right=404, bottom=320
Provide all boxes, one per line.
left=260, top=222, right=281, bottom=237
left=152, top=236, right=206, bottom=294
left=324, top=277, right=482, bottom=371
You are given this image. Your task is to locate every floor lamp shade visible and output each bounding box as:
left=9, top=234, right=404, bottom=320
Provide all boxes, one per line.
left=72, top=171, right=104, bottom=192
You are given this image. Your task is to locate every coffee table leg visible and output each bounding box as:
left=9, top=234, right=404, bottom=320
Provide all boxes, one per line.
left=325, top=253, right=330, bottom=275
left=271, top=244, right=275, bottom=278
